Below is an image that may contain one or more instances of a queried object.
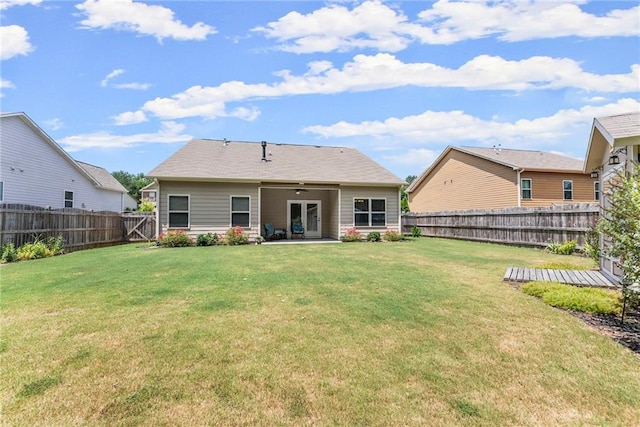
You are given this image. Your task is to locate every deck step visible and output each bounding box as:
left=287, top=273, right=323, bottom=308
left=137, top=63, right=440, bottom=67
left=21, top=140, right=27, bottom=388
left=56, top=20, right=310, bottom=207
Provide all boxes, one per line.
left=504, top=267, right=618, bottom=288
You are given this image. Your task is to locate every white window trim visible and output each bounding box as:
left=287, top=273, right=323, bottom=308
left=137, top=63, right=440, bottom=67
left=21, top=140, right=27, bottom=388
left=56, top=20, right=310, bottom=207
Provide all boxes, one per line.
left=563, top=180, right=573, bottom=200
left=353, top=197, right=387, bottom=227
left=230, top=195, right=251, bottom=228
left=64, top=190, right=74, bottom=208
left=521, top=178, right=532, bottom=200
left=167, top=194, right=190, bottom=229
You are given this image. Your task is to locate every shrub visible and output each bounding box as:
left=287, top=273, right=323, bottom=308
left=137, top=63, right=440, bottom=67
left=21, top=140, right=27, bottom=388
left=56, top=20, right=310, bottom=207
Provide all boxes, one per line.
left=195, top=233, right=217, bottom=247
left=383, top=230, right=403, bottom=242
left=366, top=231, right=381, bottom=242
left=46, top=236, right=65, bottom=256
left=225, top=226, right=249, bottom=246
left=583, top=226, right=600, bottom=265
left=17, top=240, right=50, bottom=260
left=411, top=226, right=422, bottom=238
left=1, top=243, right=17, bottom=263
left=546, top=240, right=577, bottom=255
left=138, top=198, right=155, bottom=212
left=522, top=281, right=621, bottom=315
left=157, top=230, right=193, bottom=247
left=341, top=228, right=362, bottom=242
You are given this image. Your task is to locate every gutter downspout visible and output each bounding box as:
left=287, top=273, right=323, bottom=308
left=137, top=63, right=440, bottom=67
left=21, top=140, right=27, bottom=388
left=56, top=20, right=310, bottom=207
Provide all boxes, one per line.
left=154, top=179, right=160, bottom=239
left=516, top=168, right=524, bottom=207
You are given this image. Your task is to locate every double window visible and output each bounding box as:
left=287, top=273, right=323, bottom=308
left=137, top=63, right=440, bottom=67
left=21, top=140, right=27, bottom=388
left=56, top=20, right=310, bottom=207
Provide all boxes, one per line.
left=168, top=195, right=189, bottom=228
left=563, top=180, right=573, bottom=200
left=231, top=196, right=250, bottom=227
left=354, top=198, right=386, bottom=227
left=64, top=191, right=74, bottom=208
left=521, top=179, right=532, bottom=200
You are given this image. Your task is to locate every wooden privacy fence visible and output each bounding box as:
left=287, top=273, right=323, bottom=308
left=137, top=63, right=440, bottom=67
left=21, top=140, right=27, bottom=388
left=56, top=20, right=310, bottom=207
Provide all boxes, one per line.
left=0, top=204, right=157, bottom=251
left=402, top=204, right=599, bottom=249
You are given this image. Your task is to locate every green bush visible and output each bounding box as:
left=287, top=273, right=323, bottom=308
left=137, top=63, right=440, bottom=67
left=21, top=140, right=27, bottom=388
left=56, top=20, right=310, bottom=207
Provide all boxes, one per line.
left=195, top=233, right=218, bottom=246
left=157, top=230, right=193, bottom=247
left=411, top=226, right=422, bottom=238
left=17, top=240, right=50, bottom=260
left=46, top=236, right=65, bottom=256
left=383, top=230, right=403, bottom=242
left=224, top=226, right=249, bottom=246
left=1, top=243, right=17, bottom=263
left=366, top=231, right=381, bottom=242
left=341, top=228, right=362, bottom=242
left=138, top=198, right=155, bottom=212
left=583, top=227, right=600, bottom=265
left=546, top=240, right=577, bottom=255
left=522, top=281, right=621, bottom=315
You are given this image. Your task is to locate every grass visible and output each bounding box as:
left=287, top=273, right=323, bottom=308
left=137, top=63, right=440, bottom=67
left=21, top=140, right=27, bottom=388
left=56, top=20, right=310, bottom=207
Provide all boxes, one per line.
left=522, top=281, right=622, bottom=315
left=1, top=238, right=639, bottom=426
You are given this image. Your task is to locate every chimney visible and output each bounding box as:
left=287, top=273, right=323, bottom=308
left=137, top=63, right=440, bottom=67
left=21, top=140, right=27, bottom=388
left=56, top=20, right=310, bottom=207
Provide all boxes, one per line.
left=261, top=141, right=267, bottom=162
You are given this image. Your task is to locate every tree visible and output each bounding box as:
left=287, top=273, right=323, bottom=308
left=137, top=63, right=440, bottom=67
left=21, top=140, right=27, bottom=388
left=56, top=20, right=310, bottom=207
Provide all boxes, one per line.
left=111, top=171, right=152, bottom=204
left=597, top=165, right=640, bottom=322
left=401, top=175, right=417, bottom=213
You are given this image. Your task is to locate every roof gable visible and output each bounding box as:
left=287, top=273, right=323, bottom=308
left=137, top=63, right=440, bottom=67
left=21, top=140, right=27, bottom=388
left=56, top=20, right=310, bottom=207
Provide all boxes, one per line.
left=147, top=139, right=403, bottom=185
left=584, top=112, right=640, bottom=172
left=76, top=161, right=127, bottom=193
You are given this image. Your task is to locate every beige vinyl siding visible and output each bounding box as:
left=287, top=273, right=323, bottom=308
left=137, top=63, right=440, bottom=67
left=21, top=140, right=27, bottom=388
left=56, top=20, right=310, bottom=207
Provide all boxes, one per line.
left=339, top=186, right=400, bottom=236
left=260, top=187, right=339, bottom=238
left=158, top=181, right=259, bottom=239
left=408, top=150, right=517, bottom=212
left=520, top=172, right=597, bottom=207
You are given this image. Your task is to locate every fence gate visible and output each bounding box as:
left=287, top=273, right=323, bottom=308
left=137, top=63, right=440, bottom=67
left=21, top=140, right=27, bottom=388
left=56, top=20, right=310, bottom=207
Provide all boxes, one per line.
left=123, top=214, right=157, bottom=241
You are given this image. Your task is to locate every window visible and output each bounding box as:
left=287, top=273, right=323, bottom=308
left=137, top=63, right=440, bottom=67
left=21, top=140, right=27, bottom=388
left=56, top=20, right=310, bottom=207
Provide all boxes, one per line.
left=0, top=181, right=3, bottom=202
left=231, top=196, right=250, bottom=227
left=594, top=181, right=600, bottom=201
left=143, top=191, right=156, bottom=202
left=521, top=179, right=532, bottom=199
left=168, top=195, right=189, bottom=228
left=354, top=198, right=386, bottom=227
left=563, top=180, right=573, bottom=200
left=64, top=191, right=73, bottom=208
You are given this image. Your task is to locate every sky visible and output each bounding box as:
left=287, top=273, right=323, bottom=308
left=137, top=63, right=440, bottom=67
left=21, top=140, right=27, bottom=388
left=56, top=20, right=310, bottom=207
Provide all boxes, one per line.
left=1, top=0, right=639, bottom=180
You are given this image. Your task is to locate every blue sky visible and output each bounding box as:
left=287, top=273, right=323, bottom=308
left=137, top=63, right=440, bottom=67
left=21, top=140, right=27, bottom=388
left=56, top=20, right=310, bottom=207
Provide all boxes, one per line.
left=1, top=0, right=638, bottom=180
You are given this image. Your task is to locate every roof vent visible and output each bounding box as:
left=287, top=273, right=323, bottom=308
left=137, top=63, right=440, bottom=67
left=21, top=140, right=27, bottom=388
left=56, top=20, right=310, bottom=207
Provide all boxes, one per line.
left=261, top=141, right=267, bottom=162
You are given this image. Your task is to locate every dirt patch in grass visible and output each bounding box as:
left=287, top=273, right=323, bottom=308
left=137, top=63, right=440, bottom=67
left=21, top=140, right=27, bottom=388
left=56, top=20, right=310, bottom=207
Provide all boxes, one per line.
left=510, top=281, right=640, bottom=356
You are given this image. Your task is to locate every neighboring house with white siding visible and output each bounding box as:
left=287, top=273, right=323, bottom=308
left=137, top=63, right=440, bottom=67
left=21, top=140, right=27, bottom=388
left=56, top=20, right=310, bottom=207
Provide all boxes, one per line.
left=0, top=112, right=135, bottom=212
left=583, top=111, right=640, bottom=284
left=147, top=139, right=404, bottom=240
left=406, top=146, right=597, bottom=212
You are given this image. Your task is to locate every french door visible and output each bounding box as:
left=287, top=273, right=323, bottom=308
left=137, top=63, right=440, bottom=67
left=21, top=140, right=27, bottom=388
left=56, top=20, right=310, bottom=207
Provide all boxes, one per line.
left=288, top=200, right=321, bottom=238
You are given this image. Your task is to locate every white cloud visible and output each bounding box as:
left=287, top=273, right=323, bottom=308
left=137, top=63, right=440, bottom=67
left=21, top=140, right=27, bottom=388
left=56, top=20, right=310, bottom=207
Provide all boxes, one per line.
left=100, top=68, right=151, bottom=90
left=0, top=78, right=16, bottom=96
left=60, top=121, right=190, bottom=151
left=76, top=0, right=216, bottom=42
left=254, top=0, right=639, bottom=53
left=123, top=53, right=638, bottom=121
left=0, top=0, right=42, bottom=10
left=301, top=98, right=640, bottom=144
left=112, top=110, right=148, bottom=126
left=100, top=69, right=124, bottom=87
left=381, top=148, right=439, bottom=168
left=0, top=25, right=34, bottom=60
left=44, top=118, right=63, bottom=131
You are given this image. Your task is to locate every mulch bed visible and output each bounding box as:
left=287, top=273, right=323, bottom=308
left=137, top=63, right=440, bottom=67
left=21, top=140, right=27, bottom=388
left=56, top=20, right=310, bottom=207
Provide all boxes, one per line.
left=508, top=281, right=640, bottom=357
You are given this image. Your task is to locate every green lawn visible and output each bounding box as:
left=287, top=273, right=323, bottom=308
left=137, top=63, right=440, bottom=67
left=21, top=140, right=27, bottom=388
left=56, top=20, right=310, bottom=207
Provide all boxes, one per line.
left=1, top=238, right=639, bottom=426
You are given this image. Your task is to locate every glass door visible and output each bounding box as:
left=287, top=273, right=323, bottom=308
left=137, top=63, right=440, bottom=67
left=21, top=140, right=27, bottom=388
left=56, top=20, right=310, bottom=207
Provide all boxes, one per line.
left=288, top=200, right=321, bottom=238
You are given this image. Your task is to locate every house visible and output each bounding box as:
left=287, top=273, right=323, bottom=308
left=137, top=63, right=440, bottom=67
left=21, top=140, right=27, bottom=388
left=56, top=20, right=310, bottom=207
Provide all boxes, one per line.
left=406, top=146, right=597, bottom=212
left=583, top=111, right=640, bottom=283
left=147, top=139, right=404, bottom=240
left=140, top=181, right=157, bottom=204
left=0, top=112, right=135, bottom=212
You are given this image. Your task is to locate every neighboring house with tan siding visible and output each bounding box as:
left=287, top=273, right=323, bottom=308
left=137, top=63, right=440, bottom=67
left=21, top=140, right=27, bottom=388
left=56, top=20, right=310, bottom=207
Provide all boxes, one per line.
left=147, top=139, right=404, bottom=240
left=583, top=111, right=640, bottom=284
left=406, top=146, right=597, bottom=212
left=0, top=112, right=135, bottom=212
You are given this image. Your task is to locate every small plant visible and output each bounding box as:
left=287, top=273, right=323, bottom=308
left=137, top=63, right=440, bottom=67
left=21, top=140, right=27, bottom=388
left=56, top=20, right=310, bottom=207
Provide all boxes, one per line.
left=383, top=230, right=403, bottom=242
left=195, top=233, right=217, bottom=247
left=1, top=243, right=17, bottom=263
left=411, top=226, right=422, bottom=238
left=224, top=226, right=249, bottom=246
left=138, top=198, right=155, bottom=212
left=157, top=230, right=193, bottom=247
left=583, top=226, right=600, bottom=265
left=255, top=235, right=265, bottom=245
left=46, top=236, right=65, bottom=256
left=366, top=231, right=381, bottom=242
left=522, top=281, right=621, bottom=315
left=546, top=240, right=577, bottom=255
left=340, top=228, right=362, bottom=242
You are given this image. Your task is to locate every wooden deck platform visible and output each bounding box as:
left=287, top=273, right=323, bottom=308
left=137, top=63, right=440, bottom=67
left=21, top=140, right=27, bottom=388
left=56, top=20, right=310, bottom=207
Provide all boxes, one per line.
left=503, top=267, right=618, bottom=289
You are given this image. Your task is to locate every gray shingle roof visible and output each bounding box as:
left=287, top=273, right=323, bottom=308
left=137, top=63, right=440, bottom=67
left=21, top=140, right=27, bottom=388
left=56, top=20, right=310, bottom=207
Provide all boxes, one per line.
left=594, top=112, right=640, bottom=142
left=147, top=139, right=404, bottom=185
left=457, top=146, right=584, bottom=171
left=77, top=161, right=128, bottom=193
